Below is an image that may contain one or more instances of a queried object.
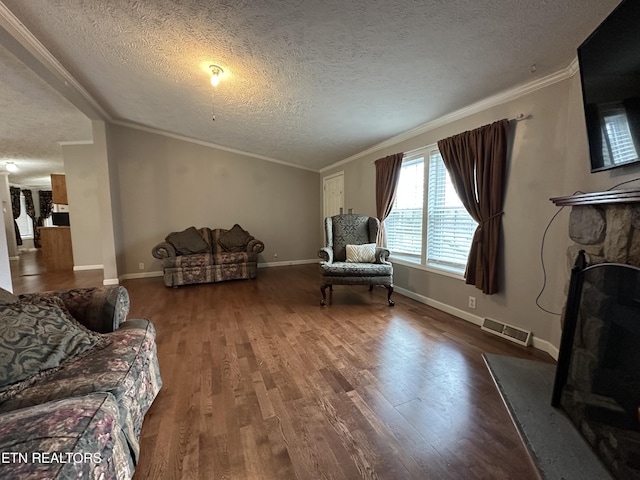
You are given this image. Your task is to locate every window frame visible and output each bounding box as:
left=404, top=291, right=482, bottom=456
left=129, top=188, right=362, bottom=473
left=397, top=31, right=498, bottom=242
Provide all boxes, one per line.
left=386, top=144, right=477, bottom=280
left=16, top=193, right=34, bottom=239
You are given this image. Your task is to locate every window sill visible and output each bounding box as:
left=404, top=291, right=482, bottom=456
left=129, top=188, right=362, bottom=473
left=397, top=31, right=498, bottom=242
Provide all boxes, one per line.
left=390, top=256, right=466, bottom=281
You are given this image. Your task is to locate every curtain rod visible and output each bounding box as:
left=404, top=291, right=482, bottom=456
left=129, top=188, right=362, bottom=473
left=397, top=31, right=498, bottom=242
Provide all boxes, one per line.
left=509, top=113, right=530, bottom=121
left=373, top=114, right=531, bottom=162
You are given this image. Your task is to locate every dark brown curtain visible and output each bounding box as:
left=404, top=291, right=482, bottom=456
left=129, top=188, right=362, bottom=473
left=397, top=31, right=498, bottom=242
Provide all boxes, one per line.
left=375, top=153, right=404, bottom=246
left=35, top=190, right=54, bottom=248
left=9, top=186, right=22, bottom=246
left=437, top=119, right=509, bottom=294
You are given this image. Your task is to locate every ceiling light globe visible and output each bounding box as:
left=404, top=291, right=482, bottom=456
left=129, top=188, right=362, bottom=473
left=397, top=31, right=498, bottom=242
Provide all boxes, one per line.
left=209, top=65, right=224, bottom=87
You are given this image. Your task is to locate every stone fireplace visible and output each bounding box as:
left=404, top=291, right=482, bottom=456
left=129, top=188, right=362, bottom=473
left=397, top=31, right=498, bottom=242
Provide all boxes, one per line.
left=551, top=188, right=640, bottom=480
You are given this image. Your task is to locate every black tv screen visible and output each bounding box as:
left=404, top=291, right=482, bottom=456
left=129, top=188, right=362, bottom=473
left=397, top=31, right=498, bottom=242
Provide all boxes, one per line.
left=578, top=0, right=640, bottom=172
left=52, top=212, right=70, bottom=226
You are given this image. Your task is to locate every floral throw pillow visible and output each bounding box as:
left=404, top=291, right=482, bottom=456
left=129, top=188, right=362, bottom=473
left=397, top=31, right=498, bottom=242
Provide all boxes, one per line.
left=0, top=295, right=105, bottom=398
left=345, top=243, right=377, bottom=263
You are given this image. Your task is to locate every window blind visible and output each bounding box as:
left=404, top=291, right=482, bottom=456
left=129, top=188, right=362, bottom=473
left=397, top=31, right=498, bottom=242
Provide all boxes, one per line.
left=604, top=112, right=638, bottom=164
left=426, top=151, right=476, bottom=271
left=386, top=158, right=424, bottom=256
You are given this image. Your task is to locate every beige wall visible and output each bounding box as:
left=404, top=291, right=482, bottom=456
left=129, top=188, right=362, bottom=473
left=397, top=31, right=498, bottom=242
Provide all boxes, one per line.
left=320, top=73, right=640, bottom=355
left=62, top=143, right=103, bottom=268
left=109, top=125, right=321, bottom=275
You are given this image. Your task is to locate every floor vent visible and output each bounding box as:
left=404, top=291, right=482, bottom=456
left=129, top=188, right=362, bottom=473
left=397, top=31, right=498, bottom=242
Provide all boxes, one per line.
left=481, top=318, right=532, bottom=347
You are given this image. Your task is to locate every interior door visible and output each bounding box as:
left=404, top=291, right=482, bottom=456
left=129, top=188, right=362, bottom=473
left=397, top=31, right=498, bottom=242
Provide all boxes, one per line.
left=323, top=172, right=344, bottom=219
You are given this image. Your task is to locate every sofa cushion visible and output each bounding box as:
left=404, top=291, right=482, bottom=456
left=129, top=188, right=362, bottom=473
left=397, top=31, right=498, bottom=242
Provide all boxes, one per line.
left=166, top=226, right=209, bottom=255
left=162, top=252, right=216, bottom=269
left=345, top=243, right=377, bottom=263
left=0, top=295, right=106, bottom=400
left=218, top=224, right=254, bottom=252
left=0, top=392, right=133, bottom=480
left=0, top=320, right=162, bottom=463
left=214, top=252, right=255, bottom=265
left=321, top=261, right=393, bottom=276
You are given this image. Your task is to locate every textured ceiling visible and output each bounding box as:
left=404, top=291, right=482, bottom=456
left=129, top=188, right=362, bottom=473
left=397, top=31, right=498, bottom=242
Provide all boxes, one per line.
left=0, top=0, right=622, bottom=184
left=0, top=42, right=92, bottom=187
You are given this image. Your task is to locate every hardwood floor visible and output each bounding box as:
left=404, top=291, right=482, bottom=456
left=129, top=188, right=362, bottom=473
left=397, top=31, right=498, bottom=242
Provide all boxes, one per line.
left=9, top=250, right=103, bottom=293
left=10, top=254, right=553, bottom=479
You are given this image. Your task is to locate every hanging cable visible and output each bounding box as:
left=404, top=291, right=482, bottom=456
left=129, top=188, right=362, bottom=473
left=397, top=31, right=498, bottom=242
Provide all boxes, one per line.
left=606, top=177, right=640, bottom=191
left=535, top=204, right=571, bottom=316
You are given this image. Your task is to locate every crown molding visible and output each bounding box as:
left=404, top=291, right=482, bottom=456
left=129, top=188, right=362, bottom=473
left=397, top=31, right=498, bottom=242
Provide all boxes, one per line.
left=320, top=59, right=581, bottom=173
left=58, top=140, right=94, bottom=146
left=0, top=2, right=110, bottom=120
left=112, top=120, right=320, bottom=173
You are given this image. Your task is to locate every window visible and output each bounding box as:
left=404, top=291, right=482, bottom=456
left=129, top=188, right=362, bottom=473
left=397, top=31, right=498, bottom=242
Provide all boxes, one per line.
left=15, top=194, right=34, bottom=239
left=601, top=108, right=638, bottom=167
left=386, top=146, right=477, bottom=276
left=385, top=156, right=423, bottom=260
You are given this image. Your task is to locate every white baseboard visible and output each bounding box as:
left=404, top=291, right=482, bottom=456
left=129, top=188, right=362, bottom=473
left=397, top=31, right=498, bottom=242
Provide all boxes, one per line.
left=119, top=271, right=164, bottom=281
left=103, top=278, right=119, bottom=286
left=258, top=259, right=318, bottom=268
left=395, top=286, right=484, bottom=326
left=73, top=264, right=103, bottom=271
left=532, top=338, right=559, bottom=360
left=394, top=286, right=558, bottom=358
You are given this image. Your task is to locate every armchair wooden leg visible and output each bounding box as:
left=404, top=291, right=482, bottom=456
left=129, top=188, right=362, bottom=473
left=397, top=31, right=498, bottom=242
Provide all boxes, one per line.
left=368, top=285, right=374, bottom=291
left=320, top=284, right=328, bottom=307
left=385, top=285, right=395, bottom=306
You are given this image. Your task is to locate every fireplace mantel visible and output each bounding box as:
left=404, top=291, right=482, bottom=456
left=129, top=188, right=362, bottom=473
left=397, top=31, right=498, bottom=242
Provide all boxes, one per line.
left=550, top=188, right=640, bottom=206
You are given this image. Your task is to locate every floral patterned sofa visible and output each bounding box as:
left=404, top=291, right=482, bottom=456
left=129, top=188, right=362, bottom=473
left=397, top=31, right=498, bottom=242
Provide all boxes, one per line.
left=151, top=224, right=265, bottom=287
left=0, top=286, right=162, bottom=480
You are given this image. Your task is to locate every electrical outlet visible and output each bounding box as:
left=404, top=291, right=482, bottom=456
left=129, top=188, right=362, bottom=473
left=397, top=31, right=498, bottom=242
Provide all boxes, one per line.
left=273, top=253, right=278, bottom=259
left=468, top=296, right=476, bottom=309
left=138, top=262, right=144, bottom=270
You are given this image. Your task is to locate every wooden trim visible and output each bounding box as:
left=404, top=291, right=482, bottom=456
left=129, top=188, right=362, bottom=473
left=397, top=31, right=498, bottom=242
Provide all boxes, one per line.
left=550, top=188, right=640, bottom=206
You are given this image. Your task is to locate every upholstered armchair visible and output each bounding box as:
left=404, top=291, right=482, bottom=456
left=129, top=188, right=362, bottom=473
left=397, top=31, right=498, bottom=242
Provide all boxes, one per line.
left=317, top=214, right=394, bottom=306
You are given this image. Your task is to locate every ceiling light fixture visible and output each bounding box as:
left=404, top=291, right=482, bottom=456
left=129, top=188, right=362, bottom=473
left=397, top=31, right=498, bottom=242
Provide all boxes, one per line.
left=5, top=162, right=18, bottom=172
left=209, top=65, right=224, bottom=87
left=208, top=64, right=224, bottom=122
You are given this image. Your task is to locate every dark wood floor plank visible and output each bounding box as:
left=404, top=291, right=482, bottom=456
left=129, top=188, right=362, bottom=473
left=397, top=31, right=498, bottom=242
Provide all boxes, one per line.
left=10, top=252, right=551, bottom=480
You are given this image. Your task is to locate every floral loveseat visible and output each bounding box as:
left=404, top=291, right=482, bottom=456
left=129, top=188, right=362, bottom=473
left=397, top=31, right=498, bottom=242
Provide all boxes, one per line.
left=151, top=224, right=265, bottom=287
left=0, top=286, right=162, bottom=480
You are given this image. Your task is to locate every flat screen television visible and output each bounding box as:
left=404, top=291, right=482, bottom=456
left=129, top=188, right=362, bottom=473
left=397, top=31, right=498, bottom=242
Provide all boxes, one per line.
left=578, top=0, right=640, bottom=172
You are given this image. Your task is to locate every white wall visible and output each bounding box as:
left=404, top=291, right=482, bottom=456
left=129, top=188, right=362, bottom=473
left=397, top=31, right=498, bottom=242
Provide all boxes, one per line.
left=109, top=124, right=321, bottom=276
left=62, top=142, right=103, bottom=268
left=320, top=72, right=640, bottom=356
left=0, top=173, right=18, bottom=259
left=0, top=200, right=12, bottom=292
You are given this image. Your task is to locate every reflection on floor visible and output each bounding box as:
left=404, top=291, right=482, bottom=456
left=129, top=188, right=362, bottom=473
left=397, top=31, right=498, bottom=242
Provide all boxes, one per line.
left=9, top=250, right=103, bottom=294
